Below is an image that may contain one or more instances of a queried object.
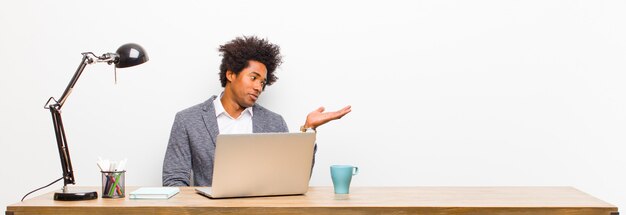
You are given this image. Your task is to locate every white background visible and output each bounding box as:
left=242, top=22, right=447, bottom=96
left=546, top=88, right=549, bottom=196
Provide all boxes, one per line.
left=1, top=0, right=625, bottom=211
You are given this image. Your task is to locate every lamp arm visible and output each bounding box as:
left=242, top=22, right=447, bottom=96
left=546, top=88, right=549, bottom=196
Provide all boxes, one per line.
left=56, top=54, right=91, bottom=107
left=44, top=53, right=92, bottom=188
left=45, top=52, right=119, bottom=109
left=43, top=51, right=121, bottom=190
left=48, top=106, right=74, bottom=187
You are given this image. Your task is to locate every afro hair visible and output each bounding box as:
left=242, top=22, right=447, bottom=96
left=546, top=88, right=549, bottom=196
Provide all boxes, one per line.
left=218, top=36, right=283, bottom=88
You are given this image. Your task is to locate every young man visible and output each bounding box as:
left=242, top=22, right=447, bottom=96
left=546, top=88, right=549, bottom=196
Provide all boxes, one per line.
left=162, top=36, right=351, bottom=186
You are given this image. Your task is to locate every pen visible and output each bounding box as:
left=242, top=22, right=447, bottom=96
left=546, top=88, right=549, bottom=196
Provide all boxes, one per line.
left=109, top=172, right=124, bottom=196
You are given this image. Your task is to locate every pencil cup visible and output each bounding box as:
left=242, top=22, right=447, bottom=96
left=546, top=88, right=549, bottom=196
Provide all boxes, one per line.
left=101, top=171, right=125, bottom=198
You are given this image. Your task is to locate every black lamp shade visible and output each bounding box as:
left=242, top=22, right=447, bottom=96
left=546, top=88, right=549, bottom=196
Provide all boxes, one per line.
left=115, top=43, right=149, bottom=68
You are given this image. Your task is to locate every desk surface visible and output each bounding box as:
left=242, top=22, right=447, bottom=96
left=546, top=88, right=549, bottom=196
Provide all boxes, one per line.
left=7, top=186, right=618, bottom=215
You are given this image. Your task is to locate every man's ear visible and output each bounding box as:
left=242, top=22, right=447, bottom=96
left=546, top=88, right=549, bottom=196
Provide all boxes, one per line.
left=226, top=70, right=236, bottom=82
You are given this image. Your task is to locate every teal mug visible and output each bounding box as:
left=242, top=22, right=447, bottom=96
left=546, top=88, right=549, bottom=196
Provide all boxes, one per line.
left=330, top=165, right=359, bottom=194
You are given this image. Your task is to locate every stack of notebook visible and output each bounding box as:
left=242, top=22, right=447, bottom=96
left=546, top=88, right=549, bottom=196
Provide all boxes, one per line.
left=129, top=187, right=180, bottom=199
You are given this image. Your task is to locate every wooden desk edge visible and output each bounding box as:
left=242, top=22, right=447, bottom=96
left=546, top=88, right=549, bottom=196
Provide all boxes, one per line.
left=6, top=186, right=619, bottom=215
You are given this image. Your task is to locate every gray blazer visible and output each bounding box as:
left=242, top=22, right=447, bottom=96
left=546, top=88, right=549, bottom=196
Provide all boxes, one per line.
left=162, top=95, right=315, bottom=186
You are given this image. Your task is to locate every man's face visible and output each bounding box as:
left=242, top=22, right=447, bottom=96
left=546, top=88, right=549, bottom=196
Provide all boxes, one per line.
left=226, top=60, right=268, bottom=108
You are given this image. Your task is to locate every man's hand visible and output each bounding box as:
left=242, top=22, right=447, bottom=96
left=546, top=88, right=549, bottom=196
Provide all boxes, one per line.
left=304, top=105, right=352, bottom=130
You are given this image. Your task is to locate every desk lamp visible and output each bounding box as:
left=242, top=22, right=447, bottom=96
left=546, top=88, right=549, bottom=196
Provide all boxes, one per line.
left=43, top=43, right=148, bottom=200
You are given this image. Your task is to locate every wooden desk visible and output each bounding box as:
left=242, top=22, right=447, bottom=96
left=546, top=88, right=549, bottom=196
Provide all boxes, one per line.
left=6, top=186, right=618, bottom=215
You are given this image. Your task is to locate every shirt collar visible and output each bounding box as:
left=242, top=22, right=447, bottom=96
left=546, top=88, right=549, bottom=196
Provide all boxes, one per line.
left=213, top=92, right=254, bottom=119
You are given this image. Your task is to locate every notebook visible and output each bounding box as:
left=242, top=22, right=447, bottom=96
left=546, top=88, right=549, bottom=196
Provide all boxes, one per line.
left=196, top=132, right=316, bottom=198
left=129, top=187, right=180, bottom=199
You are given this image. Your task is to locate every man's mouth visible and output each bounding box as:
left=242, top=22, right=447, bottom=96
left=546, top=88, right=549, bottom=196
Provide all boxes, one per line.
left=249, top=94, right=258, bottom=100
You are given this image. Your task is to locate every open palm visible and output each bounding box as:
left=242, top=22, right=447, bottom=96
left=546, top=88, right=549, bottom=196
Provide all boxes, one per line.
left=305, top=105, right=352, bottom=129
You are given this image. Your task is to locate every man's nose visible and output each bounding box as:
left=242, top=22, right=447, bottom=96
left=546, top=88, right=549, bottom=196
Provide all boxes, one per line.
left=253, top=81, right=263, bottom=91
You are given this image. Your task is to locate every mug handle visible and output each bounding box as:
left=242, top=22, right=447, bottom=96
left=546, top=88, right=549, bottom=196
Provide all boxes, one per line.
left=353, top=166, right=359, bottom=176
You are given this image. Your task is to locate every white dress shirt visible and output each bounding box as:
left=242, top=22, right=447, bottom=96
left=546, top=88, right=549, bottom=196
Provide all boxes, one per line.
left=213, top=94, right=254, bottom=134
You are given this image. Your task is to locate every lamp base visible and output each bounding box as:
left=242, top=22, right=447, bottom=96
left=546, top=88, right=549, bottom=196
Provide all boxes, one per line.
left=54, top=189, right=98, bottom=201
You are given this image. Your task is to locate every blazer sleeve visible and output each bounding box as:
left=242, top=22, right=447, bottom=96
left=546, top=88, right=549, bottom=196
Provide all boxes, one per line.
left=162, top=112, right=192, bottom=186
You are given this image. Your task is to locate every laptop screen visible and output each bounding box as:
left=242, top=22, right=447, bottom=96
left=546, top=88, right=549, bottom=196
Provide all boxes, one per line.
left=206, top=132, right=316, bottom=198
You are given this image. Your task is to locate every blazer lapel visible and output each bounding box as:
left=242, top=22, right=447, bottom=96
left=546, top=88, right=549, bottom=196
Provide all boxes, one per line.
left=252, top=105, right=263, bottom=133
left=201, top=95, right=220, bottom=146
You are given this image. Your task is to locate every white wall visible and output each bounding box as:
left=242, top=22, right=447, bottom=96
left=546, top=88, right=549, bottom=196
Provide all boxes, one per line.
left=1, top=0, right=625, bottom=211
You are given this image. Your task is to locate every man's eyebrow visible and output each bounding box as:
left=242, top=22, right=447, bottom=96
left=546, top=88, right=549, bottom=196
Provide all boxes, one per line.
left=250, top=71, right=266, bottom=80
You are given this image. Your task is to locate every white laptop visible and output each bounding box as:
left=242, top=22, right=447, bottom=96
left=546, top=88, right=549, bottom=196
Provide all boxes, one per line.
left=195, top=132, right=316, bottom=198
